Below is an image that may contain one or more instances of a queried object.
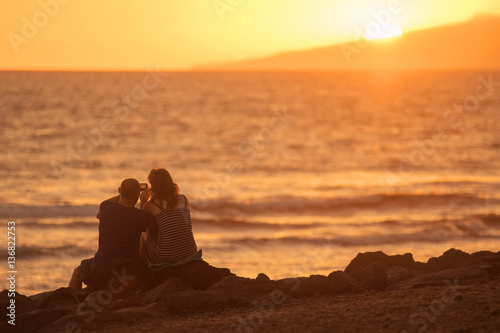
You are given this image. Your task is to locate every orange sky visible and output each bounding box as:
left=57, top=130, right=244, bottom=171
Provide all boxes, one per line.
left=1, top=0, right=500, bottom=70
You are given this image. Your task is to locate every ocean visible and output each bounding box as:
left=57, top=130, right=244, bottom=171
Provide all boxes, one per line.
left=1, top=70, right=499, bottom=296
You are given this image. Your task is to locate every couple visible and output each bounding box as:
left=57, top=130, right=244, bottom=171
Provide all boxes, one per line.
left=69, top=167, right=200, bottom=290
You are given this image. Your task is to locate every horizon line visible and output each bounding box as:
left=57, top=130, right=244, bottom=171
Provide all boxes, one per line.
left=2, top=68, right=500, bottom=73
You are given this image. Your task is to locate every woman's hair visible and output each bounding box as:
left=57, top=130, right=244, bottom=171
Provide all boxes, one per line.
left=148, top=168, right=179, bottom=211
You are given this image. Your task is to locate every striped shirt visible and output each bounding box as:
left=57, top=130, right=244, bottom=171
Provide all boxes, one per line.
left=144, top=196, right=198, bottom=266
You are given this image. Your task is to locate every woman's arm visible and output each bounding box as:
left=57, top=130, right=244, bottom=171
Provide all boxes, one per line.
left=142, top=201, right=158, bottom=234
left=140, top=188, right=151, bottom=210
left=182, top=194, right=189, bottom=208
left=146, top=214, right=157, bottom=235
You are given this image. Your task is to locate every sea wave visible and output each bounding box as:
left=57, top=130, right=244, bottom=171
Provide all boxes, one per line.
left=16, top=218, right=324, bottom=230
left=7, top=214, right=499, bottom=260
left=19, top=221, right=99, bottom=229
left=0, top=244, right=93, bottom=260
left=225, top=228, right=500, bottom=248
left=190, top=193, right=498, bottom=214
left=0, top=203, right=97, bottom=218
left=1, top=193, right=496, bottom=218
left=15, top=214, right=499, bottom=230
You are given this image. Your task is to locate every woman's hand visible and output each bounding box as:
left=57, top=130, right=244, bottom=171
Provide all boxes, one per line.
left=140, top=188, right=151, bottom=206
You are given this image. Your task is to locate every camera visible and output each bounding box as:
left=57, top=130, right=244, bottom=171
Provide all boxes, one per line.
left=140, top=183, right=148, bottom=191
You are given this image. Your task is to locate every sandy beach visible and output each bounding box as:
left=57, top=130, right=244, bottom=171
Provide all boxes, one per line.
left=2, top=248, right=499, bottom=333
left=99, top=280, right=500, bottom=333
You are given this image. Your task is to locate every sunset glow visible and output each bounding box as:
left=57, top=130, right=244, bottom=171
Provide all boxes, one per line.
left=1, top=0, right=500, bottom=70
left=365, top=24, right=403, bottom=40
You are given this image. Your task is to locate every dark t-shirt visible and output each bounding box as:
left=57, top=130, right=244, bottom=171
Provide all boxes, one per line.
left=94, top=200, right=148, bottom=266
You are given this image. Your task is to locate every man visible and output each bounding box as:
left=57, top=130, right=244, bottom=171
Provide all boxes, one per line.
left=69, top=178, right=148, bottom=290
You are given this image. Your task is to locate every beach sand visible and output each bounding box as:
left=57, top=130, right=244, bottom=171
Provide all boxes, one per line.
left=2, top=248, right=499, bottom=333
left=100, top=279, right=500, bottom=332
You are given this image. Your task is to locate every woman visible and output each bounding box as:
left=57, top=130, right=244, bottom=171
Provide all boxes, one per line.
left=140, top=168, right=200, bottom=267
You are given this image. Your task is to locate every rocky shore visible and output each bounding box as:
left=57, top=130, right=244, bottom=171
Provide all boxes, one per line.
left=1, top=248, right=499, bottom=332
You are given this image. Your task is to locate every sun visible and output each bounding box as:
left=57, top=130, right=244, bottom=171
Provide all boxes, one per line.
left=365, top=23, right=403, bottom=41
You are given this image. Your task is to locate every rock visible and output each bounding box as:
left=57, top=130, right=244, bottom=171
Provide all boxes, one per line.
left=390, top=253, right=417, bottom=267
left=104, top=303, right=163, bottom=321
left=299, top=276, right=330, bottom=297
left=164, top=289, right=250, bottom=314
left=34, top=287, right=80, bottom=311
left=355, top=262, right=389, bottom=291
left=345, top=251, right=389, bottom=276
left=427, top=248, right=472, bottom=271
left=72, top=288, right=93, bottom=303
left=153, top=260, right=234, bottom=290
left=283, top=271, right=363, bottom=297
left=344, top=255, right=391, bottom=291
left=0, top=308, right=72, bottom=333
left=284, top=276, right=328, bottom=297
left=471, top=251, right=500, bottom=267
left=422, top=249, right=500, bottom=274
left=39, top=303, right=164, bottom=333
left=242, top=280, right=285, bottom=296
left=386, top=266, right=425, bottom=284
left=344, top=251, right=416, bottom=277
left=327, top=271, right=364, bottom=293
left=264, top=277, right=303, bottom=296
left=208, top=276, right=255, bottom=290
left=80, top=288, right=140, bottom=315
left=141, top=277, right=193, bottom=304
left=256, top=273, right=270, bottom=282
left=111, top=288, right=141, bottom=303
left=478, top=264, right=500, bottom=275
left=278, top=271, right=362, bottom=298
left=0, top=291, right=35, bottom=317
left=387, top=266, right=488, bottom=290
left=105, top=299, right=144, bottom=311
